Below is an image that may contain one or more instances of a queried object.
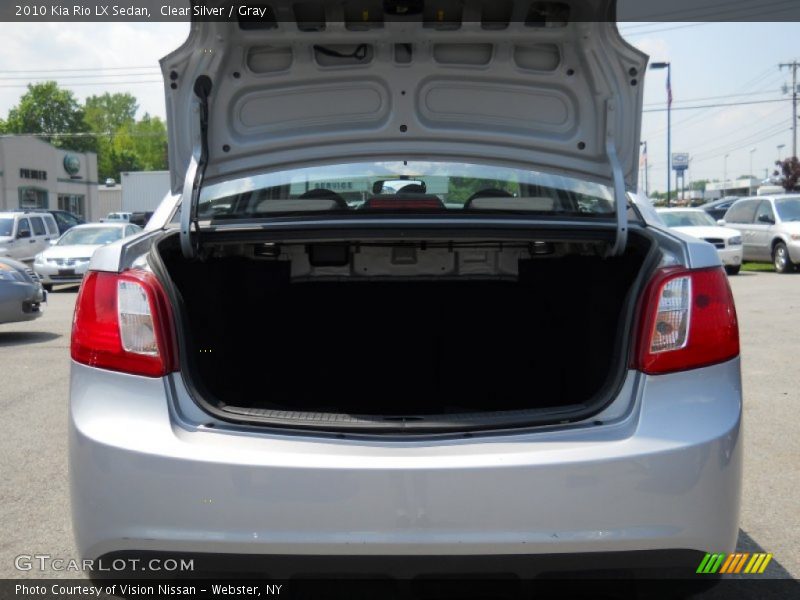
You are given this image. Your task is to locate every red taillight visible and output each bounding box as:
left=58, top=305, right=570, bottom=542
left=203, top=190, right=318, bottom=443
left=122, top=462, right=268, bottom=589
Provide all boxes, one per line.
left=71, top=270, right=177, bottom=377
left=634, top=266, right=739, bottom=375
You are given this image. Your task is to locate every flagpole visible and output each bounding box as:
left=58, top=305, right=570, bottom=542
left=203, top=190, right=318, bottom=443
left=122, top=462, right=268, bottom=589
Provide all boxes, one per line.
left=650, top=62, right=672, bottom=206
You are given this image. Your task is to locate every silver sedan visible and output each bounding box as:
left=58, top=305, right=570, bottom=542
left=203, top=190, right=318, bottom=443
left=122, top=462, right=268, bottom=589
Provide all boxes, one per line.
left=33, top=223, right=142, bottom=291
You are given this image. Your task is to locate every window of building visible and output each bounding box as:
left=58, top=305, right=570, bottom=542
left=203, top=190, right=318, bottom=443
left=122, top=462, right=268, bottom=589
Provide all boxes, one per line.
left=58, top=194, right=85, bottom=218
left=19, top=187, right=48, bottom=209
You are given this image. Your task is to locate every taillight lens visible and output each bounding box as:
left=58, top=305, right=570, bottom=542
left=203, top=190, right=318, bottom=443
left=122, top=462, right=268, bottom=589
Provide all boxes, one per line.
left=71, top=270, right=177, bottom=377
left=634, top=267, right=739, bottom=375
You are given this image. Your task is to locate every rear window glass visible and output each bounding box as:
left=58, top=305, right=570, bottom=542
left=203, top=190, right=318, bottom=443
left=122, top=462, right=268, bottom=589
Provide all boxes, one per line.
left=30, top=216, right=46, bottom=235
left=198, top=161, right=616, bottom=219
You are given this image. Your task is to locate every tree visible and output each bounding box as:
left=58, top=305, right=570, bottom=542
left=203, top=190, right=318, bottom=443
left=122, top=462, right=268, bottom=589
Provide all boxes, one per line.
left=84, top=93, right=140, bottom=181
left=112, top=114, right=168, bottom=172
left=84, top=93, right=138, bottom=134
left=2, top=82, right=94, bottom=152
left=773, top=157, right=800, bottom=192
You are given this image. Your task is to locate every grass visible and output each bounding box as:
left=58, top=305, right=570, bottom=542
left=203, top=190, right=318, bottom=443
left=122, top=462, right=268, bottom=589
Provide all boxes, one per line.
left=741, top=262, right=775, bottom=273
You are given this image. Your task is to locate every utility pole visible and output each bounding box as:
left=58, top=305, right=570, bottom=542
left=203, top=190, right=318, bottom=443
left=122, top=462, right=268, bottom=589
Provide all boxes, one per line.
left=779, top=61, right=799, bottom=158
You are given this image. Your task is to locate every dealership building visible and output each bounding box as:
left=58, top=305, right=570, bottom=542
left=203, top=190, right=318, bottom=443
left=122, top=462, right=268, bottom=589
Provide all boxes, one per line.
left=0, top=136, right=99, bottom=219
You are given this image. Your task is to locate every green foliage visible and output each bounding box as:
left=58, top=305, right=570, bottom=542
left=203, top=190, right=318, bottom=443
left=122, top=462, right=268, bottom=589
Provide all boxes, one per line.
left=2, top=83, right=168, bottom=182
left=3, top=82, right=94, bottom=152
left=447, top=177, right=519, bottom=204
left=774, top=157, right=800, bottom=192
left=113, top=114, right=168, bottom=172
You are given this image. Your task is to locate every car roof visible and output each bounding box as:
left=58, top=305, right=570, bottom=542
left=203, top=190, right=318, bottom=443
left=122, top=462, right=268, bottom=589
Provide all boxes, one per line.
left=656, top=207, right=704, bottom=212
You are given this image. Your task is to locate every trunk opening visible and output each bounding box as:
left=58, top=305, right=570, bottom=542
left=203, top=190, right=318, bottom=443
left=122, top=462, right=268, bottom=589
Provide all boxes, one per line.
left=154, top=231, right=658, bottom=432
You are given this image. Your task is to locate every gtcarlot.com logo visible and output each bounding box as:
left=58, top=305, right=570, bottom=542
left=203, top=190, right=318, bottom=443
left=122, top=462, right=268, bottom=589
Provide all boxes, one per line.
left=15, top=554, right=194, bottom=573
left=697, top=552, right=773, bottom=574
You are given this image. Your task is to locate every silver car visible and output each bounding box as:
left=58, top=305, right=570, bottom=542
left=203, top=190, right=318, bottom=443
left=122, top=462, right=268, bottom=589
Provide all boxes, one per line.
left=0, top=257, right=45, bottom=324
left=720, top=194, right=800, bottom=273
left=70, top=1, right=742, bottom=581
left=33, top=223, right=142, bottom=291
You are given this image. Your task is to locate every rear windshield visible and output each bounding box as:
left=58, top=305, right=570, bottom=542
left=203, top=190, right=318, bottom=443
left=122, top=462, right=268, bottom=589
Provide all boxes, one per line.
left=775, top=197, right=800, bottom=221
left=198, top=161, right=616, bottom=219
left=59, top=227, right=123, bottom=245
left=0, top=218, right=12, bottom=237
left=659, top=211, right=716, bottom=228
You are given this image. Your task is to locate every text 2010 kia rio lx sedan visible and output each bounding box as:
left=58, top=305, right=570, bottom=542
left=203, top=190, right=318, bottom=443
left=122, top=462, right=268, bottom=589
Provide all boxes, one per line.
left=69, top=0, right=742, bottom=582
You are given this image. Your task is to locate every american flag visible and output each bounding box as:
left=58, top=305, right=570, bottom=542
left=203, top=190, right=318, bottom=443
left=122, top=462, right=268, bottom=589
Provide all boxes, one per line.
left=666, top=70, right=673, bottom=108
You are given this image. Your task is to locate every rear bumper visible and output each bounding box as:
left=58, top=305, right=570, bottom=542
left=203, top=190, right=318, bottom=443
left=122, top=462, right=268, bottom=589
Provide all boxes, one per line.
left=69, top=359, right=743, bottom=573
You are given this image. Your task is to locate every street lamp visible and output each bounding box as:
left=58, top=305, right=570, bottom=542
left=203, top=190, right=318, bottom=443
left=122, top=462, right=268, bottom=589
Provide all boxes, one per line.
left=650, top=62, right=671, bottom=206
left=640, top=140, right=649, bottom=196
left=723, top=153, right=730, bottom=197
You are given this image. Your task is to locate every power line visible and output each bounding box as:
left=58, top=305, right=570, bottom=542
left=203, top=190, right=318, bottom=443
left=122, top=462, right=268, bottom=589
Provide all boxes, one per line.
left=692, top=123, right=791, bottom=163
left=643, top=89, right=781, bottom=108
left=0, top=80, right=163, bottom=88
left=0, top=65, right=158, bottom=74
left=0, top=72, right=161, bottom=81
left=643, top=98, right=789, bottom=113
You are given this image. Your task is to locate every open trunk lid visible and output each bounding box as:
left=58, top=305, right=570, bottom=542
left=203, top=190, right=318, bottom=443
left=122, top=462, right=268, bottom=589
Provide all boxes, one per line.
left=160, top=0, right=646, bottom=256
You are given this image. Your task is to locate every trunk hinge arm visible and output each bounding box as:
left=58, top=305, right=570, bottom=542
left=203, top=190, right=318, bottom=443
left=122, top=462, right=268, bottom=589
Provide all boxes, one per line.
left=180, top=76, right=213, bottom=259
left=605, top=115, right=628, bottom=257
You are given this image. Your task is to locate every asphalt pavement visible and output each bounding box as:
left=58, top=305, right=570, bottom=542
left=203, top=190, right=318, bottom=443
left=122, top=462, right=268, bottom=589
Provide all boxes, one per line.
left=0, top=272, right=797, bottom=589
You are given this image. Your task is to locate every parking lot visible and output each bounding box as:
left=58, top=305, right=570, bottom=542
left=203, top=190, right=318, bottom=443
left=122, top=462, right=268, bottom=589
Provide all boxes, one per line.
left=0, top=271, right=798, bottom=585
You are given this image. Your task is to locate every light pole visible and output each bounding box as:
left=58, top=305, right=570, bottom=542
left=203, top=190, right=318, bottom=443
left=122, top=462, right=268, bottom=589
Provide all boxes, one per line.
left=640, top=140, right=649, bottom=196
left=749, top=147, right=756, bottom=194
left=723, top=153, right=729, bottom=197
left=777, top=143, right=786, bottom=162
left=650, top=62, right=671, bottom=205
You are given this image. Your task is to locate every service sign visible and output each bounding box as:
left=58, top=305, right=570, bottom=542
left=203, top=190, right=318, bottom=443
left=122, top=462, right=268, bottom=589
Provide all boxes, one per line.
left=672, top=153, right=690, bottom=172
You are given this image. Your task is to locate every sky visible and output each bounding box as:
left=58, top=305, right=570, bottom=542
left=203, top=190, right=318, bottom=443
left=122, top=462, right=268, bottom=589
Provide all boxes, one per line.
left=0, top=20, right=798, bottom=194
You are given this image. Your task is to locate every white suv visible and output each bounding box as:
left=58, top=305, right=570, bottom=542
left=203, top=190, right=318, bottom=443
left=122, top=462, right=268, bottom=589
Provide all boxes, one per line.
left=69, top=1, right=743, bottom=586
left=0, top=211, right=59, bottom=262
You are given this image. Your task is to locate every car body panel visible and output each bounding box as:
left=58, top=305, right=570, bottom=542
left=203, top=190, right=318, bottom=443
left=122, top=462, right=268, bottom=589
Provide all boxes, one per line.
left=70, top=357, right=741, bottom=561
left=655, top=209, right=742, bottom=268
left=0, top=257, right=44, bottom=324
left=0, top=212, right=58, bottom=262
left=34, top=223, right=142, bottom=285
left=722, top=195, right=800, bottom=264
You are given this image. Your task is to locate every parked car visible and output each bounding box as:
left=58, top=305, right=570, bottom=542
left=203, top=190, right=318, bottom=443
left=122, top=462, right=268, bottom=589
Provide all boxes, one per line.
left=720, top=194, right=800, bottom=273
left=0, top=256, right=45, bottom=324
left=26, top=209, right=86, bottom=235
left=657, top=208, right=743, bottom=274
left=33, top=223, right=142, bottom=291
left=0, top=211, right=59, bottom=262
left=69, top=7, right=742, bottom=582
left=101, top=212, right=133, bottom=223
left=129, top=211, right=154, bottom=228
left=701, top=197, right=739, bottom=221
